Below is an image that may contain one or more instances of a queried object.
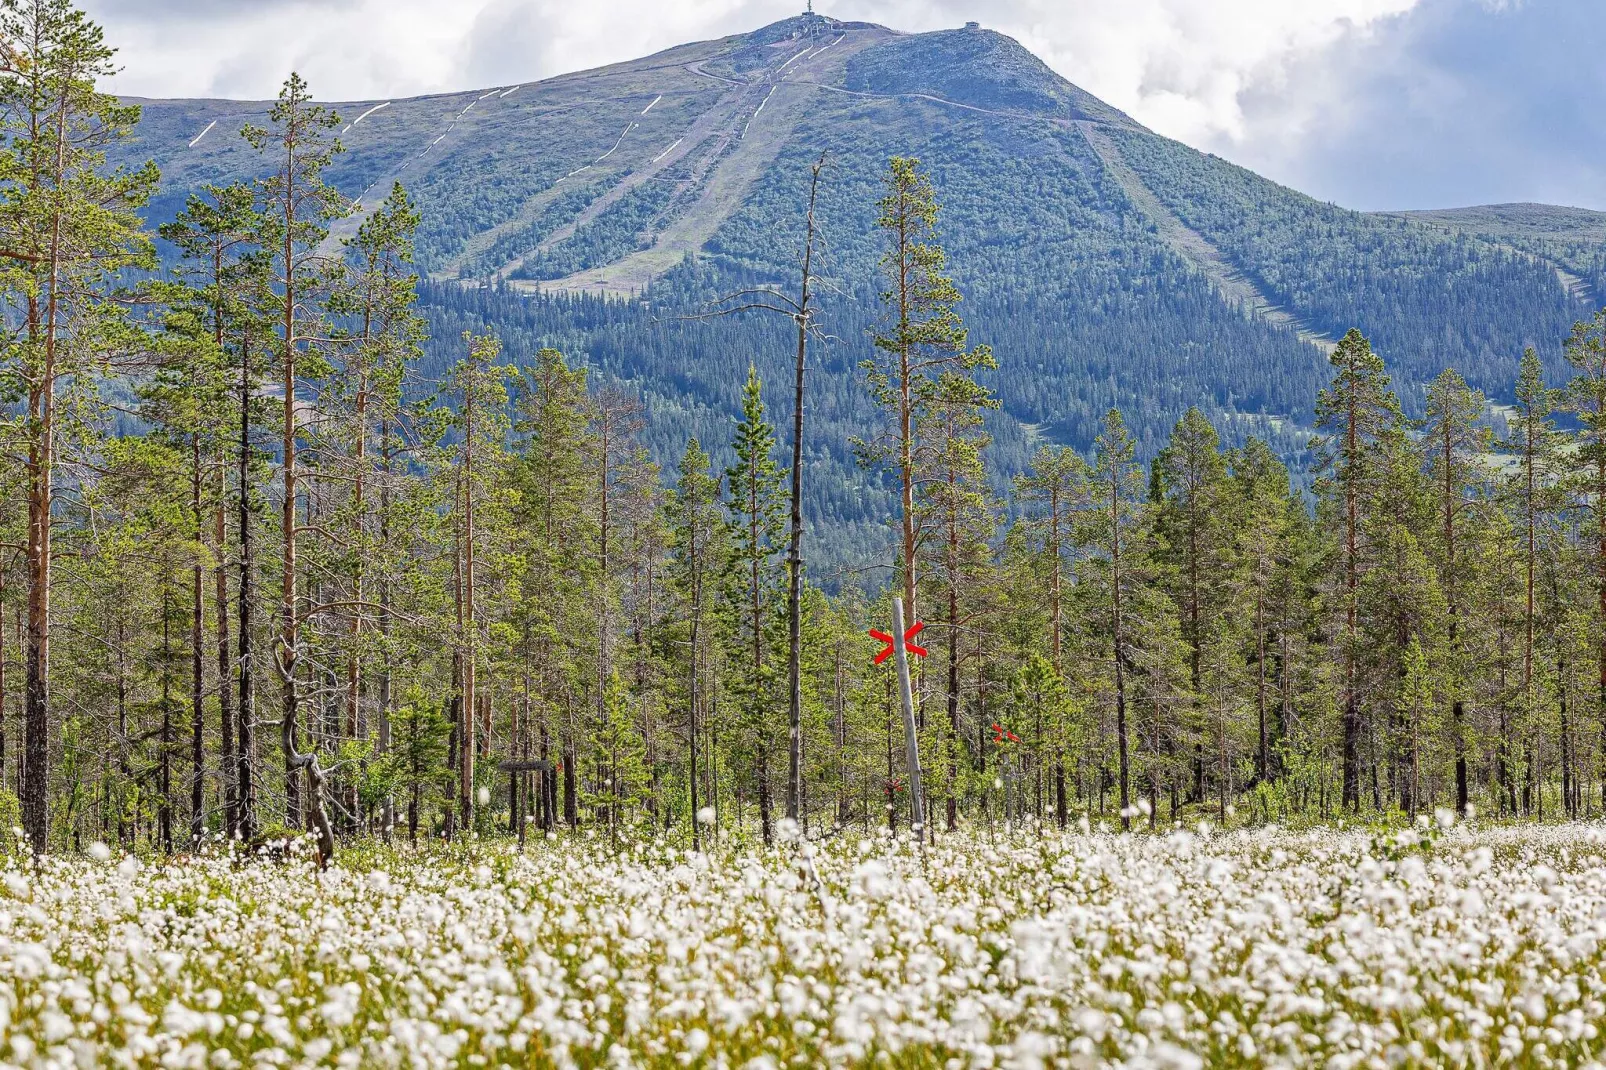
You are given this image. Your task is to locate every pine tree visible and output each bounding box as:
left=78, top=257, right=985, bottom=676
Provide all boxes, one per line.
left=1227, top=438, right=1297, bottom=784
left=0, top=0, right=157, bottom=854
left=1017, top=446, right=1090, bottom=665
left=667, top=439, right=721, bottom=849
left=1423, top=368, right=1491, bottom=814
left=511, top=347, right=596, bottom=833
left=858, top=156, right=995, bottom=631
left=1505, top=348, right=1562, bottom=813
left=329, top=181, right=423, bottom=803
left=587, top=385, right=644, bottom=827
left=617, top=447, right=667, bottom=827
left=243, top=72, right=346, bottom=864
left=920, top=373, right=996, bottom=831
left=1089, top=410, right=1148, bottom=829
left=441, top=331, right=509, bottom=834
left=1015, top=445, right=1090, bottom=825
left=1314, top=328, right=1402, bottom=810
left=157, top=182, right=260, bottom=840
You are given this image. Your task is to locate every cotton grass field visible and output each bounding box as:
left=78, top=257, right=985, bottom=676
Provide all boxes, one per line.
left=4, top=818, right=1606, bottom=1069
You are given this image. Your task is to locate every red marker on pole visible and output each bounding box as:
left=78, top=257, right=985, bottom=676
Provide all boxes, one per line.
left=870, top=620, right=927, bottom=665
left=875, top=598, right=925, bottom=832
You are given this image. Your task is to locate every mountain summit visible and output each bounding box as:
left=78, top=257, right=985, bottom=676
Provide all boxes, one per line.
left=121, top=14, right=1606, bottom=561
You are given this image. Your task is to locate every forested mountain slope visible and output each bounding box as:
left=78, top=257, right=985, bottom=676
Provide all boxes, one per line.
left=116, top=12, right=1603, bottom=567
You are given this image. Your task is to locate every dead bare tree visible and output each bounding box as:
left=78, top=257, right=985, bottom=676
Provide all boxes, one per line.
left=693, top=152, right=830, bottom=824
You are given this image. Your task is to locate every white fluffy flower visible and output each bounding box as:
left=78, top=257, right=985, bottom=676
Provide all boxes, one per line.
left=5, top=815, right=1606, bottom=1068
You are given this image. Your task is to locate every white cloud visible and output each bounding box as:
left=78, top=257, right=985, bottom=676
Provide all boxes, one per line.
left=853, top=0, right=1423, bottom=146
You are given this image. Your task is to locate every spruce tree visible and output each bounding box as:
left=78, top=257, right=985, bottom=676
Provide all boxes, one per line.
left=723, top=367, right=786, bottom=843
left=1152, top=407, right=1232, bottom=802
left=1561, top=309, right=1606, bottom=809
left=1360, top=434, right=1442, bottom=816
left=1090, top=410, right=1146, bottom=829
left=385, top=691, right=450, bottom=845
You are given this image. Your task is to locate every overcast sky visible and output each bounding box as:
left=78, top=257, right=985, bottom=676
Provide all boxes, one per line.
left=81, top=0, right=1604, bottom=212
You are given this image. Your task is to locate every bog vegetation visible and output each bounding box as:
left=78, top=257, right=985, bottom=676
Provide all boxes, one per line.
left=7, top=820, right=1606, bottom=1067
left=4, top=0, right=1606, bottom=870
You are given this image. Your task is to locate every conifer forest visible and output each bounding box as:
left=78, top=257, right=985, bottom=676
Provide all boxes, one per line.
left=3, top=0, right=1606, bottom=865
left=16, top=2, right=1606, bottom=1067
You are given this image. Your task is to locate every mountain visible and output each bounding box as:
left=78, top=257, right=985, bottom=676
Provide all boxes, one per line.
left=115, top=12, right=1606, bottom=569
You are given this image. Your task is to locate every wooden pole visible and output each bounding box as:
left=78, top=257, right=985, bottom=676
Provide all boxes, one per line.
left=892, top=597, right=924, bottom=831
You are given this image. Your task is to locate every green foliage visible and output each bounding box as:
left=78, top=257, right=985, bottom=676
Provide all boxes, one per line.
left=386, top=696, right=453, bottom=837
left=21, top=3, right=1606, bottom=867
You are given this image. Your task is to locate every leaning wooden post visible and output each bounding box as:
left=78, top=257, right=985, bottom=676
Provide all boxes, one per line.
left=892, top=597, right=925, bottom=831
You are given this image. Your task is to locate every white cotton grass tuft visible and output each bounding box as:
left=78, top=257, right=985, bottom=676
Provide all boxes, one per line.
left=4, top=819, right=1606, bottom=1066
left=696, top=806, right=716, bottom=826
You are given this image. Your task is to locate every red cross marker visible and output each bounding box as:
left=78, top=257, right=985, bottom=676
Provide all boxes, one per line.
left=870, top=620, right=926, bottom=664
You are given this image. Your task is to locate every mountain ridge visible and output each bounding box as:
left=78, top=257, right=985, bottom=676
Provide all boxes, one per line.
left=113, top=13, right=1606, bottom=568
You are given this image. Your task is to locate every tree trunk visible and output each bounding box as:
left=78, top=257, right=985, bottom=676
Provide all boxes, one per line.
left=458, top=370, right=477, bottom=833
left=1341, top=388, right=1361, bottom=811
left=216, top=450, right=235, bottom=838
left=786, top=156, right=823, bottom=823
left=160, top=586, right=174, bottom=852
left=378, top=415, right=394, bottom=833
left=191, top=432, right=206, bottom=844
left=1112, top=478, right=1130, bottom=830
left=236, top=331, right=257, bottom=842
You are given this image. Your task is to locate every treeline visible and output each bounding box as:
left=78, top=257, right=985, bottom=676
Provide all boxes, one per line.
left=7, top=0, right=1606, bottom=864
